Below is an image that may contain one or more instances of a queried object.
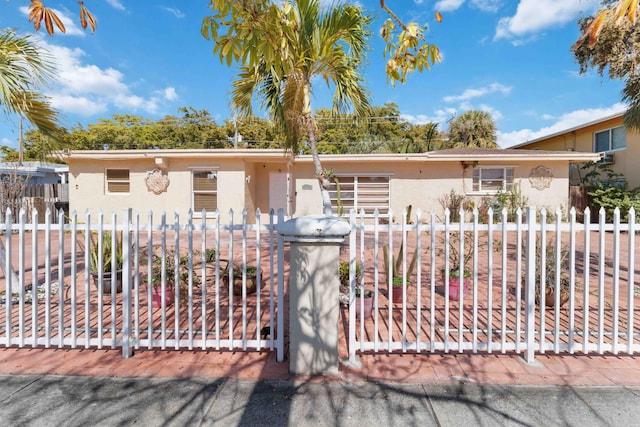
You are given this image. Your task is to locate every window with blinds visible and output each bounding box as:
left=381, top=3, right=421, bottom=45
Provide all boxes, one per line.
left=472, top=167, right=514, bottom=193
left=105, top=169, right=130, bottom=193
left=328, top=175, right=390, bottom=216
left=192, top=170, right=217, bottom=213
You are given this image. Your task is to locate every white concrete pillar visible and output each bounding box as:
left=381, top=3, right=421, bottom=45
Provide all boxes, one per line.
left=279, top=215, right=350, bottom=375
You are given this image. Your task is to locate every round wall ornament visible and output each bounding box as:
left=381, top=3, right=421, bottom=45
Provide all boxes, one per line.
left=145, top=169, right=170, bottom=194
left=528, top=166, right=553, bottom=190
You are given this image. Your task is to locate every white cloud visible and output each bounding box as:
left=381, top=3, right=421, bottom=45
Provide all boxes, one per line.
left=19, top=6, right=85, bottom=36
left=435, top=0, right=465, bottom=12
left=38, top=40, right=174, bottom=118
left=434, top=0, right=500, bottom=12
left=471, top=0, right=501, bottom=13
left=494, top=0, right=599, bottom=42
left=106, top=0, right=126, bottom=11
left=162, top=7, right=185, bottom=19
left=498, top=103, right=626, bottom=147
left=51, top=95, right=107, bottom=116
left=163, top=87, right=178, bottom=101
left=443, top=82, right=511, bottom=103
left=401, top=107, right=457, bottom=126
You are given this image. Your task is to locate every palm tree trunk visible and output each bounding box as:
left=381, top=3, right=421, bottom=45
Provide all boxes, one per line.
left=302, top=113, right=333, bottom=216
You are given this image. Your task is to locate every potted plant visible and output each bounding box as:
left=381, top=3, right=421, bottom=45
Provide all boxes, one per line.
left=531, top=239, right=571, bottom=308
left=221, top=261, right=261, bottom=296
left=436, top=230, right=477, bottom=301
left=338, top=260, right=371, bottom=318
left=148, top=250, right=200, bottom=308
left=88, top=231, right=124, bottom=294
left=382, top=244, right=417, bottom=304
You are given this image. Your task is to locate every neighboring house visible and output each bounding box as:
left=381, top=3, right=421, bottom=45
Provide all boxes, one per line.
left=510, top=113, right=635, bottom=187
left=0, top=161, right=69, bottom=222
left=62, top=148, right=599, bottom=223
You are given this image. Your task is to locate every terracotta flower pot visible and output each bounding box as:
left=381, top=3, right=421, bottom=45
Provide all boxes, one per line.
left=149, top=285, right=174, bottom=308
left=355, top=295, right=373, bottom=319
left=391, top=285, right=404, bottom=304
left=441, top=276, right=470, bottom=301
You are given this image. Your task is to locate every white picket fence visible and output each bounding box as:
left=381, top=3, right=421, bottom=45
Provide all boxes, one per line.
left=2, top=205, right=639, bottom=364
left=346, top=206, right=639, bottom=363
left=0, top=208, right=286, bottom=361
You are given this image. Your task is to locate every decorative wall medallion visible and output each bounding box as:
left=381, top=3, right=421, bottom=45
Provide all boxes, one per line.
left=145, top=169, right=170, bottom=195
left=529, top=166, right=553, bottom=190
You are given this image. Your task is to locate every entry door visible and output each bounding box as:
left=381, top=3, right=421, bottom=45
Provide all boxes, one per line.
left=269, top=171, right=288, bottom=214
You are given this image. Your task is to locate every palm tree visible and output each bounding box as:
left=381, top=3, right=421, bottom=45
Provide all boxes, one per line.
left=0, top=29, right=60, bottom=136
left=230, top=0, right=372, bottom=215
left=0, top=28, right=60, bottom=286
left=445, top=110, right=497, bottom=149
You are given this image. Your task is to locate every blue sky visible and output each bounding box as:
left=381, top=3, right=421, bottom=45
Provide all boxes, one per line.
left=0, top=0, right=626, bottom=149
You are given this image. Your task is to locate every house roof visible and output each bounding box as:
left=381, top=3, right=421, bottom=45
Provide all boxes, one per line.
left=63, top=147, right=601, bottom=164
left=510, top=112, right=624, bottom=149
left=0, top=161, right=68, bottom=184
left=62, top=149, right=293, bottom=162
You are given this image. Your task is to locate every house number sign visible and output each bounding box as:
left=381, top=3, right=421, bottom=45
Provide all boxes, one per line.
left=145, top=169, right=170, bottom=194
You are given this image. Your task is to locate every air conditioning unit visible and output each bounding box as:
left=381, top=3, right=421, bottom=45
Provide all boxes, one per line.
left=600, top=152, right=615, bottom=165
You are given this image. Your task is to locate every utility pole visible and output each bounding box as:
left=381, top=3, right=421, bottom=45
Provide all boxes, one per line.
left=18, top=117, right=23, bottom=166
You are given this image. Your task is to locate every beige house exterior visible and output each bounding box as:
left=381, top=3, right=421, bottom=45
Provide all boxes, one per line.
left=511, top=113, right=640, bottom=187
left=63, top=148, right=599, bottom=223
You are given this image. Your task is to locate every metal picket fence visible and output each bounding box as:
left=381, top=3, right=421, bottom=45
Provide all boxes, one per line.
left=346, top=206, right=640, bottom=363
left=0, top=208, right=285, bottom=361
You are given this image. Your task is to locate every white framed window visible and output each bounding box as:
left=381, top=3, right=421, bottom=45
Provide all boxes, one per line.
left=594, top=126, right=626, bottom=153
left=192, top=170, right=217, bottom=213
left=472, top=167, right=514, bottom=193
left=328, top=174, right=390, bottom=216
left=105, top=169, right=130, bottom=194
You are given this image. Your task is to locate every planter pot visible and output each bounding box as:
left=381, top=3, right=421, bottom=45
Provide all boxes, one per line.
left=391, top=285, right=404, bottom=304
left=355, top=296, right=373, bottom=319
left=442, top=276, right=470, bottom=301
left=222, top=274, right=259, bottom=296
left=91, top=270, right=123, bottom=294
left=149, top=286, right=175, bottom=308
left=537, top=286, right=570, bottom=308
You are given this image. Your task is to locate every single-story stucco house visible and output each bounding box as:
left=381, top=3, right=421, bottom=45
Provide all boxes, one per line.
left=61, top=148, right=599, bottom=223
left=511, top=112, right=638, bottom=187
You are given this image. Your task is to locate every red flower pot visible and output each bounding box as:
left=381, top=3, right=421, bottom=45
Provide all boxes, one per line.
left=149, top=286, right=174, bottom=308
left=444, top=277, right=470, bottom=301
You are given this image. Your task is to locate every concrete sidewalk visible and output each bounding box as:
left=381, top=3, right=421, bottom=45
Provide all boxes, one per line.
left=0, top=374, right=639, bottom=426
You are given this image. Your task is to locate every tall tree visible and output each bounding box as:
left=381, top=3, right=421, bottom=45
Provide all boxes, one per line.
left=573, top=0, right=636, bottom=49
left=574, top=8, right=640, bottom=129
left=202, top=1, right=441, bottom=88
left=11, top=0, right=97, bottom=36
left=207, top=0, right=372, bottom=214
left=0, top=28, right=60, bottom=136
left=445, top=110, right=497, bottom=149
left=0, top=28, right=62, bottom=285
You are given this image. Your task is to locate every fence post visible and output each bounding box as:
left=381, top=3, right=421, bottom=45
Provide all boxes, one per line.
left=524, top=206, right=537, bottom=363
left=121, top=209, right=133, bottom=358
left=279, top=215, right=350, bottom=375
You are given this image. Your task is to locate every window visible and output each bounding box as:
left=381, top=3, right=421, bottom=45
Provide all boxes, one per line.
left=105, top=169, right=130, bottom=193
left=192, top=170, right=217, bottom=213
left=594, top=126, right=626, bottom=152
left=328, top=175, right=390, bottom=216
left=472, top=168, right=514, bottom=193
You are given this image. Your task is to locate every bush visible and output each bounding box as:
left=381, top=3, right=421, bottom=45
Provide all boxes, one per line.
left=581, top=161, right=640, bottom=222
